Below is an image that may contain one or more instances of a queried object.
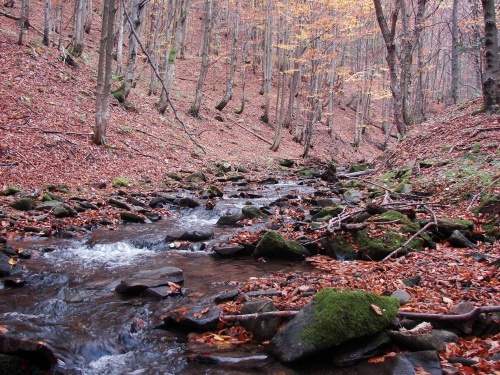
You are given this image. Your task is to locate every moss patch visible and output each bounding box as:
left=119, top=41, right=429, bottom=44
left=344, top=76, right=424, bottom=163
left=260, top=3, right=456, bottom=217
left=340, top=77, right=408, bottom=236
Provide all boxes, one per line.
left=112, top=177, right=132, bottom=188
left=300, top=289, right=399, bottom=347
left=11, top=198, right=37, bottom=211
left=312, top=206, right=343, bottom=222
left=354, top=229, right=422, bottom=260
left=254, top=231, right=309, bottom=259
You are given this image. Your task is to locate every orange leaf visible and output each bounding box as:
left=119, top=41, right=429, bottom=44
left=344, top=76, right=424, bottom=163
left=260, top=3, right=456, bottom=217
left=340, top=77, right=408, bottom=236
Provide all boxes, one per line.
left=370, top=304, right=383, bottom=316
left=0, top=325, right=8, bottom=334
left=174, top=307, right=192, bottom=312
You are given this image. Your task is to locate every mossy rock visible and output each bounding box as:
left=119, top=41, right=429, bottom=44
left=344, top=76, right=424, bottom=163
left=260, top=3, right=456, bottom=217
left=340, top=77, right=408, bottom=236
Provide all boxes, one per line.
left=41, top=194, right=53, bottom=202
left=420, top=217, right=474, bottom=236
left=342, top=180, right=364, bottom=189
left=349, top=164, right=369, bottom=173
left=473, top=195, right=500, bottom=218
left=11, top=198, right=36, bottom=211
left=371, top=210, right=410, bottom=224
left=54, top=206, right=70, bottom=218
left=166, top=172, right=183, bottom=181
left=298, top=168, right=321, bottom=178
left=242, top=206, right=268, bottom=219
left=311, top=206, right=343, bottom=222
left=216, top=162, right=232, bottom=173
left=112, top=177, right=132, bottom=188
left=269, top=288, right=399, bottom=362
left=216, top=212, right=244, bottom=226
left=253, top=231, right=311, bottom=260
left=322, top=235, right=358, bottom=261
left=206, top=185, right=223, bottom=198
left=46, top=192, right=64, bottom=202
left=43, top=184, right=57, bottom=192
left=483, top=220, right=500, bottom=239
left=1, top=186, right=22, bottom=196
left=354, top=229, right=422, bottom=261
left=236, top=166, right=249, bottom=173
left=184, top=171, right=207, bottom=183
left=120, top=212, right=145, bottom=223
left=279, top=159, right=295, bottom=168
left=226, top=173, right=245, bottom=181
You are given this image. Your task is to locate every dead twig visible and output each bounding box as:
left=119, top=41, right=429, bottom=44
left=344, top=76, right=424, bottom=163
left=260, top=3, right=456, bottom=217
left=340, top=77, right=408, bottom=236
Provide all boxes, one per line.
left=471, top=126, right=500, bottom=138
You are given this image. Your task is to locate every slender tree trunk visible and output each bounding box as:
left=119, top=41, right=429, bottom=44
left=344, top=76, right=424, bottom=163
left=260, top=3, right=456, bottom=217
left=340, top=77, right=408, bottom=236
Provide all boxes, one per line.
left=481, top=0, right=500, bottom=113
left=400, top=0, right=413, bottom=125
left=94, top=0, right=117, bottom=145
left=293, top=61, right=303, bottom=142
left=235, top=25, right=250, bottom=114
left=451, top=0, right=460, bottom=104
left=373, top=0, right=406, bottom=135
left=73, top=0, right=85, bottom=55
left=84, top=0, right=93, bottom=33
left=216, top=0, right=240, bottom=111
left=261, top=1, right=274, bottom=124
left=115, top=5, right=125, bottom=76
left=180, top=0, right=190, bottom=59
left=18, top=0, right=29, bottom=45
left=149, top=0, right=164, bottom=96
left=43, top=0, right=51, bottom=46
left=413, top=0, right=427, bottom=123
left=326, top=38, right=337, bottom=137
left=189, top=0, right=212, bottom=117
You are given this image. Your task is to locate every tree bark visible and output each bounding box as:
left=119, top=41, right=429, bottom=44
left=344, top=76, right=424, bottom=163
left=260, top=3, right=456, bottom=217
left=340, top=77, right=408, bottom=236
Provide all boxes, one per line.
left=189, top=0, right=212, bottom=117
left=373, top=0, right=406, bottom=135
left=481, top=0, right=500, bottom=113
left=450, top=0, right=459, bottom=104
left=17, top=0, right=29, bottom=45
left=94, top=0, right=117, bottom=145
left=72, top=0, right=85, bottom=55
left=43, top=0, right=50, bottom=46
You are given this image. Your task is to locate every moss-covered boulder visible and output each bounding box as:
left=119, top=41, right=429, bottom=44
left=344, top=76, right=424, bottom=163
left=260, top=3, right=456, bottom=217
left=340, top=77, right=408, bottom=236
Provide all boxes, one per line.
left=242, top=206, right=268, bottom=220
left=474, top=196, right=500, bottom=238
left=354, top=229, right=422, bottom=260
left=253, top=231, right=311, bottom=260
left=279, top=159, right=295, bottom=168
left=112, top=177, right=131, bottom=188
left=216, top=162, right=232, bottom=173
left=217, top=212, right=244, bottom=226
left=11, top=198, right=36, bottom=211
left=420, top=217, right=473, bottom=236
left=311, top=206, right=343, bottom=222
left=205, top=185, right=223, bottom=198
left=184, top=171, right=207, bottom=183
left=322, top=235, right=358, bottom=261
left=370, top=210, right=420, bottom=234
left=166, top=172, right=183, bottom=181
left=0, top=186, right=21, bottom=196
left=298, top=168, right=321, bottom=178
left=269, top=288, right=399, bottom=363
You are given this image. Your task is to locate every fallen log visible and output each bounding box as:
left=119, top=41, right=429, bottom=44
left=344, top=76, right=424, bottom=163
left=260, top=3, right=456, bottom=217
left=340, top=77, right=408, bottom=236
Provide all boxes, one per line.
left=337, top=169, right=378, bottom=179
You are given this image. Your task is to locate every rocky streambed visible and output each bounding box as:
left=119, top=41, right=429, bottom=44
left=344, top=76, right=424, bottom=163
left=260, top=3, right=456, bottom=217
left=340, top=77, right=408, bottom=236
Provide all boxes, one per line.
left=1, top=163, right=499, bottom=374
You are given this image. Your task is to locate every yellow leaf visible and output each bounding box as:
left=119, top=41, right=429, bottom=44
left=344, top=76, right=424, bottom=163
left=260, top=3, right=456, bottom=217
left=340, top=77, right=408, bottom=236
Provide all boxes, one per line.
left=7, top=258, right=17, bottom=266
left=370, top=304, right=383, bottom=316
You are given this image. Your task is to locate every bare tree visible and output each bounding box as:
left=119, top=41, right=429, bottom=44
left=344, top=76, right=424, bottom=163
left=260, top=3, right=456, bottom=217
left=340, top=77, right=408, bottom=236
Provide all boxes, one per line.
left=17, top=0, right=29, bottom=45
left=43, top=0, right=51, bottom=46
left=94, top=0, right=117, bottom=145
left=481, top=0, right=500, bottom=113
left=72, top=0, right=86, bottom=55
left=450, top=0, right=460, bottom=104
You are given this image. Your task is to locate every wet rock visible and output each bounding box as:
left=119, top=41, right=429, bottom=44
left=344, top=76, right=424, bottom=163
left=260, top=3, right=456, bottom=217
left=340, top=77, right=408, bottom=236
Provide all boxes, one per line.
left=212, top=245, right=248, bottom=257
left=243, top=290, right=281, bottom=299
left=351, top=350, right=442, bottom=375
left=163, top=306, right=223, bottom=331
left=184, top=171, right=207, bottom=183
left=216, top=162, right=232, bottom=173
left=177, top=230, right=214, bottom=242
left=253, top=231, right=311, bottom=260
left=449, top=301, right=475, bottom=334
left=242, top=206, right=268, bottom=219
left=0, top=334, right=58, bottom=368
left=54, top=206, right=70, bottom=218
left=37, top=201, right=63, bottom=211
left=388, top=331, right=446, bottom=352
left=141, top=210, right=161, bottom=222
left=216, top=212, right=243, bottom=226
left=279, top=159, right=294, bottom=168
left=205, top=185, right=223, bottom=198
left=115, top=266, right=184, bottom=295
left=3, top=278, right=27, bottom=288
left=149, top=196, right=168, bottom=208
left=332, top=332, right=391, bottom=366
left=126, top=196, right=147, bottom=208
left=343, top=190, right=363, bottom=204
left=0, top=354, right=27, bottom=375
left=391, top=290, right=411, bottom=306
left=22, top=226, right=51, bottom=237
left=0, top=254, right=21, bottom=277
left=119, top=212, right=145, bottom=223
left=176, top=197, right=200, bottom=208
left=260, top=177, right=278, bottom=185
left=403, top=275, right=421, bottom=288
left=268, top=289, right=399, bottom=363
left=109, top=198, right=133, bottom=211
left=322, top=235, right=358, bottom=261
left=448, top=230, right=477, bottom=249
left=142, top=285, right=182, bottom=299
left=311, top=206, right=343, bottom=222
left=316, top=198, right=342, bottom=207
left=448, top=357, right=478, bottom=366
left=214, top=289, right=240, bottom=303
left=421, top=217, right=474, bottom=236
left=240, top=299, right=283, bottom=342
left=431, top=330, right=460, bottom=344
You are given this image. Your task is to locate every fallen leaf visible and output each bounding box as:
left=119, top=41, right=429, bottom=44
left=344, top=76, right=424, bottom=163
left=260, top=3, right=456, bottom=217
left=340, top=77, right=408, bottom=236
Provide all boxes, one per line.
left=370, top=304, right=383, bottom=316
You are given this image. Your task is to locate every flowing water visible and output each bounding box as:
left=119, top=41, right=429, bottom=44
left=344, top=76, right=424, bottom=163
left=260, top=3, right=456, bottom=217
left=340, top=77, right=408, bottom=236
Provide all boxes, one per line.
left=0, top=181, right=335, bottom=374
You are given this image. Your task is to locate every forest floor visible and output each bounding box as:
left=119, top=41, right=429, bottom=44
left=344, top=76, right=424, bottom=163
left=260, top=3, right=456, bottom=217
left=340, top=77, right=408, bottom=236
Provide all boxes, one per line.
left=1, top=3, right=500, bottom=375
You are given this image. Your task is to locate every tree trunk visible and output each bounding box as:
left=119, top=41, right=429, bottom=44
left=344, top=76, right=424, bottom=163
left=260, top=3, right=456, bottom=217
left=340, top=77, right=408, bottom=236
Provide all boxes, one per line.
left=148, top=0, right=164, bottom=96
left=189, top=0, right=212, bottom=117
left=450, top=0, right=459, bottom=104
left=17, top=0, right=29, bottom=45
left=235, top=25, right=250, bottom=114
left=115, top=5, right=125, bottom=76
left=84, top=0, right=92, bottom=33
left=326, top=38, right=337, bottom=137
left=481, top=0, right=500, bottom=113
left=400, top=0, right=413, bottom=126
left=413, top=0, right=427, bottom=123
left=261, top=0, right=274, bottom=124
left=215, top=0, right=240, bottom=111
left=72, top=0, right=85, bottom=55
left=94, top=0, right=117, bottom=145
left=373, top=0, right=406, bottom=135
left=43, top=0, right=51, bottom=46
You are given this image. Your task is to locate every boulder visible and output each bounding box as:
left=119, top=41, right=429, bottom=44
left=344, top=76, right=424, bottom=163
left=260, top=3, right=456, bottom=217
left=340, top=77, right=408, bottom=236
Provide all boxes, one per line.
left=216, top=212, right=243, bottom=226
left=311, top=206, right=343, bottom=222
left=279, top=159, right=294, bottom=168
left=316, top=198, right=342, bottom=207
left=126, top=196, right=147, bottom=208
left=205, top=185, right=223, bottom=198
left=0, top=334, right=58, bottom=368
left=351, top=350, right=442, bottom=375
left=214, top=289, right=240, bottom=303
left=240, top=299, right=283, bottom=342
left=212, top=245, right=248, bottom=257
left=119, top=212, right=145, bottom=223
left=177, top=230, right=214, bottom=242
left=253, top=231, right=311, bottom=260
left=163, top=306, right=222, bottom=331
left=332, top=332, right=391, bottom=366
left=184, top=171, right=207, bottom=183
left=388, top=331, right=446, bottom=352
left=391, top=290, right=412, bottom=306
left=109, top=198, right=133, bottom=211
left=321, top=235, right=358, bottom=261
left=115, top=266, right=184, bottom=295
left=448, top=230, right=477, bottom=249
left=10, top=198, right=36, bottom=211
left=112, top=177, right=131, bottom=188
left=421, top=217, right=474, bottom=236
left=242, top=206, right=268, bottom=219
left=268, top=288, right=399, bottom=362
left=149, top=197, right=168, bottom=208
left=343, top=190, right=363, bottom=204
left=354, top=229, right=422, bottom=261
left=176, top=197, right=200, bottom=208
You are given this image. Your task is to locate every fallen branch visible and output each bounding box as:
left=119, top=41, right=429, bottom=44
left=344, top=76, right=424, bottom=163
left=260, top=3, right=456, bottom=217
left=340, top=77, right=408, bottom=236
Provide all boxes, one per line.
left=382, top=221, right=436, bottom=262
left=221, top=311, right=299, bottom=322
left=471, top=126, right=500, bottom=138
left=398, top=306, right=500, bottom=322
left=466, top=176, right=500, bottom=211
left=0, top=10, right=18, bottom=20
left=337, top=169, right=378, bottom=179
left=121, top=141, right=161, bottom=161
left=122, top=0, right=205, bottom=154
left=230, top=121, right=273, bottom=145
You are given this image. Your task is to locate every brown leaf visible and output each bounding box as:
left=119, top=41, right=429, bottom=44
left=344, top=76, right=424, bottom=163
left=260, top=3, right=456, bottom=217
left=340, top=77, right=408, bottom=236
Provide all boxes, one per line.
left=370, top=304, right=383, bottom=316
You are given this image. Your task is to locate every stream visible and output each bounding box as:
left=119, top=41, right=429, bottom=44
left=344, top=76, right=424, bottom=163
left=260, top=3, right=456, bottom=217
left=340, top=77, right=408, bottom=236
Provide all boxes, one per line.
left=0, top=180, right=337, bottom=374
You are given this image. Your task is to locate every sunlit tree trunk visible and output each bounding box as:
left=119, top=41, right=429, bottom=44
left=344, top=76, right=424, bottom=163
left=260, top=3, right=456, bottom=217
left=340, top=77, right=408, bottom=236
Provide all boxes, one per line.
left=235, top=25, right=250, bottom=114
left=94, top=0, right=117, bottom=145
left=115, top=5, right=125, bottom=76
left=261, top=0, right=274, bottom=124
left=148, top=0, right=164, bottom=96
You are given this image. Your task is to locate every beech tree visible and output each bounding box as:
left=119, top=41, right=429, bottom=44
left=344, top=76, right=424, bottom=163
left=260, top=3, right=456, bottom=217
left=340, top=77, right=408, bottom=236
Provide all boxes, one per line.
left=94, top=0, right=117, bottom=145
left=481, top=0, right=500, bottom=113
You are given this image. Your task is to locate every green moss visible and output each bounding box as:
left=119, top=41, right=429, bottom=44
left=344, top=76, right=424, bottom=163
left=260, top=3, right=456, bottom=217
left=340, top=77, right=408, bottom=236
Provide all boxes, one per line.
left=342, top=180, right=364, bottom=189
left=254, top=231, right=307, bottom=259
left=349, top=164, right=369, bottom=173
left=354, top=229, right=422, bottom=260
left=300, top=289, right=399, bottom=346
left=298, top=168, right=321, bottom=178
left=375, top=210, right=410, bottom=224
left=112, top=177, right=131, bottom=188
left=242, top=205, right=268, bottom=219
left=11, top=198, right=37, bottom=211
left=168, top=47, right=176, bottom=64
left=3, top=186, right=21, bottom=195
left=471, top=107, right=487, bottom=116
left=206, top=185, right=223, bottom=198
left=41, top=194, right=53, bottom=202
left=312, top=206, right=343, bottom=222
left=323, top=235, right=357, bottom=261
